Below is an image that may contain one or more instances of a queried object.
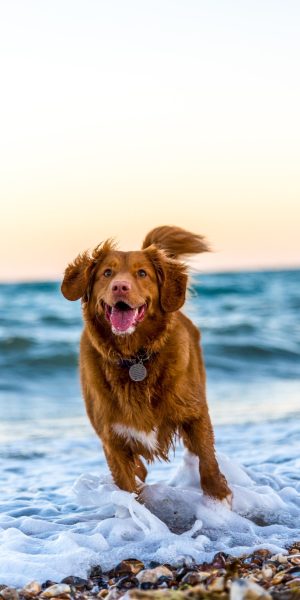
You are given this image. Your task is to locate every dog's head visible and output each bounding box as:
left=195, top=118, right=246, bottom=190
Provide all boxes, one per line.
left=61, top=241, right=188, bottom=336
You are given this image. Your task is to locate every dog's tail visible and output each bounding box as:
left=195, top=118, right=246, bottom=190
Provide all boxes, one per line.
left=142, top=225, right=209, bottom=259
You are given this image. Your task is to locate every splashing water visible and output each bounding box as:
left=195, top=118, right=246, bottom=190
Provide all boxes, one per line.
left=0, top=270, right=299, bottom=586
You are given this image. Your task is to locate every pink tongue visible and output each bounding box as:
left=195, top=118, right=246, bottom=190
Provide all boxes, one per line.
left=111, top=307, right=137, bottom=332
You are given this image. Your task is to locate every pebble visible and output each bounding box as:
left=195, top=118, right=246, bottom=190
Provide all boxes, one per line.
left=261, top=566, right=273, bottom=579
left=41, top=584, right=71, bottom=598
left=116, top=576, right=139, bottom=590
left=156, top=576, right=172, bottom=587
left=114, top=560, right=144, bottom=576
left=254, top=550, right=270, bottom=558
left=230, top=579, right=272, bottom=600
left=105, top=590, right=123, bottom=600
left=212, top=552, right=227, bottom=569
left=89, top=567, right=103, bottom=579
left=2, top=545, right=300, bottom=599
left=207, top=575, right=225, bottom=592
left=286, top=578, right=300, bottom=588
left=0, top=589, right=19, bottom=600
left=136, top=566, right=173, bottom=584
left=286, top=566, right=300, bottom=578
left=139, top=582, right=156, bottom=590
left=20, top=582, right=41, bottom=598
left=61, top=577, right=90, bottom=589
left=175, top=566, right=198, bottom=581
left=270, top=571, right=287, bottom=585
left=270, top=553, right=288, bottom=564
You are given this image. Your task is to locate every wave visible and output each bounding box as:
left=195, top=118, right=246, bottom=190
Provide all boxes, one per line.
left=204, top=341, right=300, bottom=360
left=0, top=336, right=35, bottom=352
left=0, top=269, right=299, bottom=381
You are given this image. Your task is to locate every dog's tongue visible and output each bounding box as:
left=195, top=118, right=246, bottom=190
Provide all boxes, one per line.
left=111, top=306, right=137, bottom=332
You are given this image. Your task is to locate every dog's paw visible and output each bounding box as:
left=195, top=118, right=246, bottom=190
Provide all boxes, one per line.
left=220, top=491, right=233, bottom=510
left=135, top=481, right=146, bottom=504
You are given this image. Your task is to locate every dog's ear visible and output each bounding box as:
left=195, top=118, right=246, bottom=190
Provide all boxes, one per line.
left=61, top=251, right=94, bottom=301
left=61, top=240, right=115, bottom=301
left=145, top=246, right=188, bottom=312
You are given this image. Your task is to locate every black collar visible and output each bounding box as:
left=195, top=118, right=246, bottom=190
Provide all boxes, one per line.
left=118, top=348, right=152, bottom=368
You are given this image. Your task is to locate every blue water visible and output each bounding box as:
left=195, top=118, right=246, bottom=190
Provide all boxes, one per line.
left=1, top=269, right=299, bottom=424
left=0, top=269, right=299, bottom=586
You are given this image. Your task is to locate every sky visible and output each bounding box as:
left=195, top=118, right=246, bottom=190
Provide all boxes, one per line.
left=1, top=0, right=299, bottom=281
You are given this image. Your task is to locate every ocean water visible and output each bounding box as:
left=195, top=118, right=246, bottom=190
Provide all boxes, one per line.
left=0, top=269, right=299, bottom=586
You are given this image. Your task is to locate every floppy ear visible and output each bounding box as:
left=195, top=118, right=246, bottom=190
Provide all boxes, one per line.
left=145, top=246, right=188, bottom=312
left=61, top=251, right=93, bottom=301
left=61, top=239, right=116, bottom=301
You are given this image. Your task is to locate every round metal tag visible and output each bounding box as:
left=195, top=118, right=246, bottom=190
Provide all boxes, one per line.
left=129, top=362, right=147, bottom=382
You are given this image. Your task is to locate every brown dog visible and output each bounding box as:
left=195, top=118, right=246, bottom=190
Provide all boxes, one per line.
left=61, top=226, right=231, bottom=503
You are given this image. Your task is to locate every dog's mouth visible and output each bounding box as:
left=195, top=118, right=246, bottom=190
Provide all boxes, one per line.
left=104, top=301, right=147, bottom=334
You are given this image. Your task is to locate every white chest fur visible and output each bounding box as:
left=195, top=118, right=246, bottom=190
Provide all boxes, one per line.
left=112, top=423, right=158, bottom=453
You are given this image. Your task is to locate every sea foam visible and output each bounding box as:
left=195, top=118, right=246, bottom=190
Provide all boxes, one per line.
left=0, top=450, right=299, bottom=587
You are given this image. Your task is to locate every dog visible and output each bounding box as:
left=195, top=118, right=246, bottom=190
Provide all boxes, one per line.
left=61, top=226, right=231, bottom=503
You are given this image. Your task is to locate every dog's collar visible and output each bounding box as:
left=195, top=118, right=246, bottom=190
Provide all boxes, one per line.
left=115, top=348, right=153, bottom=382
left=118, top=348, right=151, bottom=367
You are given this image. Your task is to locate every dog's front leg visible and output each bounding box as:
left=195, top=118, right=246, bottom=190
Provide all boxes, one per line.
left=181, top=412, right=232, bottom=503
left=102, top=439, right=139, bottom=494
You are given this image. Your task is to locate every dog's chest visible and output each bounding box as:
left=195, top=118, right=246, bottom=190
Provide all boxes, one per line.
left=112, top=423, right=158, bottom=453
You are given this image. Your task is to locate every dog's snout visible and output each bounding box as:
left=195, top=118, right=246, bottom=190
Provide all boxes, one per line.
left=111, top=280, right=131, bottom=294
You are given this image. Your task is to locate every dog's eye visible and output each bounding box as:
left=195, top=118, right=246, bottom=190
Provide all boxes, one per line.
left=137, top=269, right=147, bottom=278
left=103, top=269, right=113, bottom=277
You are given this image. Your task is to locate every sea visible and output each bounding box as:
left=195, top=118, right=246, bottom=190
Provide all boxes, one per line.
left=0, top=269, right=299, bottom=586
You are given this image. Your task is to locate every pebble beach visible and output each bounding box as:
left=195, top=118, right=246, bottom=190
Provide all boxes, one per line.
left=2, top=544, right=300, bottom=600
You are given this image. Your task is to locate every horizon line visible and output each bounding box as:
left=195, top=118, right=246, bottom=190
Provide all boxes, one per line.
left=1, top=263, right=299, bottom=285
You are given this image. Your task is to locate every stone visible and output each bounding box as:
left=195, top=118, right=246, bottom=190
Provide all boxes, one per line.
left=175, top=566, right=199, bottom=581
left=271, top=571, right=287, bottom=585
left=207, top=575, right=225, bottom=592
left=136, top=566, right=173, bottom=584
left=286, top=578, right=300, bottom=589
left=61, top=577, right=90, bottom=589
left=116, top=576, right=139, bottom=590
left=139, top=583, right=156, bottom=590
left=114, top=560, right=144, bottom=576
left=270, top=553, right=288, bottom=564
left=181, top=571, right=209, bottom=585
left=212, top=552, right=227, bottom=569
left=90, top=566, right=103, bottom=578
left=255, top=550, right=271, bottom=558
left=0, top=589, right=19, bottom=600
left=21, top=582, right=41, bottom=598
left=125, top=586, right=206, bottom=598
left=105, top=589, right=123, bottom=600
left=286, top=566, right=300, bottom=578
left=230, top=579, right=272, bottom=600
left=261, top=566, right=273, bottom=579
left=41, top=584, right=71, bottom=598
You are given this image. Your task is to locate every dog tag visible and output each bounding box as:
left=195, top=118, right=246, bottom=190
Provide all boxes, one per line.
left=129, top=362, right=147, bottom=382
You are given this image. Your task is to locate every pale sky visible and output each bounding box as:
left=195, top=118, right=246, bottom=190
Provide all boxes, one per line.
left=1, top=0, right=299, bottom=281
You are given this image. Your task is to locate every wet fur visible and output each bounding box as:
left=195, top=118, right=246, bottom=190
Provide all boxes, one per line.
left=61, top=226, right=231, bottom=501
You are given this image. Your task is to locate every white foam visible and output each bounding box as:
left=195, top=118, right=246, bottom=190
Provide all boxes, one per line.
left=0, top=447, right=299, bottom=587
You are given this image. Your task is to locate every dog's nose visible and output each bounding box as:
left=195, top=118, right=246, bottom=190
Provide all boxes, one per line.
left=111, top=280, right=131, bottom=294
